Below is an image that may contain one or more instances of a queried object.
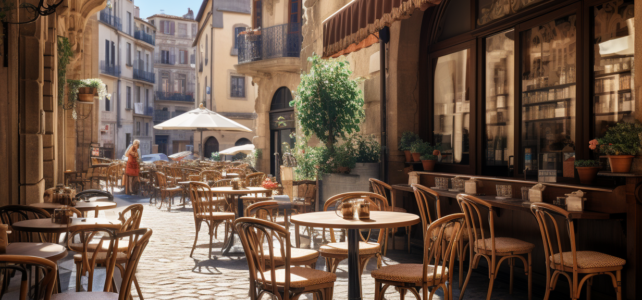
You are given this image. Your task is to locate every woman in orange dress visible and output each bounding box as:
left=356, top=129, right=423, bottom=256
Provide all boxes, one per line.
left=125, top=140, right=141, bottom=195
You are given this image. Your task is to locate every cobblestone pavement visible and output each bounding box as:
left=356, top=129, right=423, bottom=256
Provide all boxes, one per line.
left=5, top=190, right=537, bottom=300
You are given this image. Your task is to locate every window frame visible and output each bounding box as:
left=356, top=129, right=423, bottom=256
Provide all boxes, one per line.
left=126, top=86, right=132, bottom=109
left=230, top=75, right=246, bottom=98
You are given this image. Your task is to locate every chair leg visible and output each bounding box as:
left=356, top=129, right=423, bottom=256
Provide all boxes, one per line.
left=509, top=257, right=514, bottom=295
left=133, top=275, right=144, bottom=300
left=407, top=226, right=411, bottom=253
left=190, top=220, right=201, bottom=257
left=528, top=253, right=532, bottom=300
left=587, top=277, right=592, bottom=300
left=616, top=270, right=622, bottom=300
left=458, top=239, right=464, bottom=289
left=459, top=249, right=474, bottom=300
left=486, top=274, right=496, bottom=300
left=208, top=223, right=214, bottom=259
left=75, top=262, right=81, bottom=292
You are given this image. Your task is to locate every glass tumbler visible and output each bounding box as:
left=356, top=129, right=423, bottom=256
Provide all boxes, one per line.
left=451, top=178, right=464, bottom=191
left=521, top=187, right=530, bottom=201
left=496, top=184, right=512, bottom=199
left=435, top=177, right=449, bottom=190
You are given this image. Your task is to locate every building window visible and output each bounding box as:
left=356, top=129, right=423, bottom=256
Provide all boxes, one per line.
left=136, top=122, right=141, bottom=136
left=179, top=50, right=188, bottom=64
left=105, top=85, right=110, bottom=111
left=231, top=76, right=245, bottom=98
left=234, top=27, right=245, bottom=49
left=176, top=74, right=186, bottom=94
left=161, top=20, right=174, bottom=35
left=126, top=133, right=131, bottom=148
left=136, top=86, right=141, bottom=103
left=178, top=23, right=187, bottom=37
left=205, top=35, right=208, bottom=65
left=161, top=50, right=172, bottom=64
left=145, top=89, right=149, bottom=108
left=146, top=54, right=150, bottom=71
left=127, top=43, right=132, bottom=65
left=145, top=123, right=149, bottom=136
left=126, top=86, right=132, bottom=109
left=192, top=24, right=197, bottom=37
left=253, top=0, right=262, bottom=29
left=128, top=12, right=132, bottom=35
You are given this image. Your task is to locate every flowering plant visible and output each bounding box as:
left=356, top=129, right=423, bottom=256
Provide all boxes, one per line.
left=591, top=122, right=642, bottom=155
left=262, top=178, right=278, bottom=189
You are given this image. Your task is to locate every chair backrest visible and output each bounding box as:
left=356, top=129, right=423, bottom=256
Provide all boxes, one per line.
left=422, top=213, right=466, bottom=284
left=457, top=194, right=495, bottom=255
left=190, top=182, right=228, bottom=216
left=234, top=217, right=292, bottom=298
left=227, top=168, right=247, bottom=178
left=67, top=226, right=152, bottom=299
left=0, top=205, right=51, bottom=243
left=412, top=184, right=442, bottom=235
left=156, top=171, right=169, bottom=188
left=246, top=172, right=267, bottom=187
left=369, top=178, right=394, bottom=208
left=246, top=200, right=279, bottom=220
left=530, top=202, right=576, bottom=269
left=182, top=168, right=201, bottom=180
left=323, top=192, right=388, bottom=244
left=119, top=204, right=144, bottom=231
left=212, top=179, right=233, bottom=187
left=200, top=170, right=222, bottom=182
left=0, top=255, right=57, bottom=300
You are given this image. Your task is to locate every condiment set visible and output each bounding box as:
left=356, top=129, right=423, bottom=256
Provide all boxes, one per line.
left=335, top=198, right=371, bottom=220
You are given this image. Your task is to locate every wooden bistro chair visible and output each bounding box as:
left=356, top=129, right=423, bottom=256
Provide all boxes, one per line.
left=530, top=203, right=624, bottom=300
left=54, top=227, right=152, bottom=300
left=200, top=170, right=222, bottom=183
left=189, top=182, right=235, bottom=258
left=246, top=172, right=267, bottom=187
left=371, top=213, right=466, bottom=300
left=457, top=194, right=534, bottom=300
left=155, top=171, right=182, bottom=212
left=235, top=217, right=336, bottom=300
left=0, top=255, right=58, bottom=300
left=245, top=201, right=319, bottom=269
left=370, top=178, right=412, bottom=253
left=0, top=205, right=53, bottom=243
left=319, top=192, right=388, bottom=275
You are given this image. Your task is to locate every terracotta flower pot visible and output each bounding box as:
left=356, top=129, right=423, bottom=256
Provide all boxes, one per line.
left=404, top=151, right=412, bottom=163
left=576, top=167, right=600, bottom=185
left=411, top=152, right=421, bottom=162
left=422, top=159, right=436, bottom=171
left=338, top=167, right=350, bottom=174
left=77, top=87, right=96, bottom=102
left=608, top=155, right=634, bottom=173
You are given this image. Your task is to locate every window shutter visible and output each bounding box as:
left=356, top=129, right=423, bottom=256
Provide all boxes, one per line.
left=184, top=51, right=188, bottom=64
left=105, top=40, right=109, bottom=63
left=170, top=21, right=175, bottom=35
left=111, top=42, right=115, bottom=65
left=160, top=21, right=165, bottom=33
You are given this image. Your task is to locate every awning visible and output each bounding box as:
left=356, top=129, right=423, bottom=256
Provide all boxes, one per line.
left=323, top=0, right=442, bottom=57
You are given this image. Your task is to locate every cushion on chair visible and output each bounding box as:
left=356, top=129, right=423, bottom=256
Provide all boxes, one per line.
left=196, top=212, right=236, bottom=220
left=271, top=248, right=319, bottom=264
left=474, top=237, right=535, bottom=253
left=319, top=242, right=380, bottom=255
left=259, top=266, right=336, bottom=288
left=371, top=263, right=448, bottom=283
left=551, top=251, right=626, bottom=269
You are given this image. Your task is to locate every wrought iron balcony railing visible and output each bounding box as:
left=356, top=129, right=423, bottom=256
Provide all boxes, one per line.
left=155, top=91, right=195, bottom=102
left=238, top=23, right=301, bottom=64
left=100, top=60, right=121, bottom=77
left=134, top=30, right=155, bottom=46
left=133, top=68, right=155, bottom=83
left=155, top=55, right=175, bottom=65
left=99, top=10, right=122, bottom=31
left=154, top=110, right=170, bottom=122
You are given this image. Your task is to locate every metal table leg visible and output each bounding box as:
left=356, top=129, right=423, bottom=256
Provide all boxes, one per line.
left=222, top=194, right=245, bottom=255
left=347, top=228, right=361, bottom=300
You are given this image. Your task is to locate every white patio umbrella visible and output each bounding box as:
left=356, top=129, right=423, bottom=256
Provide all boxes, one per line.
left=219, top=144, right=255, bottom=155
left=168, top=151, right=193, bottom=161
left=154, top=104, right=252, bottom=160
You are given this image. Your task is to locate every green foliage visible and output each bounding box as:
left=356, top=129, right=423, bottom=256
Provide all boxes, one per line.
left=232, top=153, right=247, bottom=161
left=333, top=143, right=356, bottom=169
left=57, top=36, right=74, bottom=106
left=410, top=140, right=428, bottom=154
left=398, top=131, right=420, bottom=151
left=597, top=122, right=642, bottom=155
left=291, top=54, right=365, bottom=149
left=211, top=152, right=221, bottom=161
left=348, top=135, right=380, bottom=163
left=421, top=154, right=437, bottom=160
left=254, top=148, right=262, bottom=159
left=293, top=145, right=331, bottom=180
left=574, top=159, right=600, bottom=167
left=65, top=78, right=108, bottom=110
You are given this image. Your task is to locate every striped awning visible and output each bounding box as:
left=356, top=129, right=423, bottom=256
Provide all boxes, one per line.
left=322, top=0, right=442, bottom=57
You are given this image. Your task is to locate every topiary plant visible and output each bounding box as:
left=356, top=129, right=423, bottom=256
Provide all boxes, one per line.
left=291, top=54, right=364, bottom=150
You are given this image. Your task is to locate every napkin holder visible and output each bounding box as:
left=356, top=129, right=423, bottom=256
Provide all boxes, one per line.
left=529, top=184, right=546, bottom=202
left=464, top=178, right=483, bottom=195
left=408, top=172, right=420, bottom=186
left=566, top=190, right=586, bottom=211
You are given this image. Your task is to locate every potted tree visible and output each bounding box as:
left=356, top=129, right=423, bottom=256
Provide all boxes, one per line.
left=333, top=143, right=356, bottom=174
left=593, top=122, right=642, bottom=173
left=575, top=159, right=601, bottom=185
left=398, top=131, right=419, bottom=163
left=410, top=140, right=428, bottom=162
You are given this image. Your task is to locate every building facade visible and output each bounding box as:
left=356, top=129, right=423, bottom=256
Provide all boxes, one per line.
left=233, top=0, right=303, bottom=174
left=148, top=10, right=198, bottom=155
left=97, top=0, right=156, bottom=159
left=193, top=0, right=256, bottom=160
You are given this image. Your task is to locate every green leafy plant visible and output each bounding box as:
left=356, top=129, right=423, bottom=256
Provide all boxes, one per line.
left=333, top=143, right=356, bottom=170
left=398, top=131, right=420, bottom=151
left=410, top=140, right=429, bottom=154
left=596, top=122, right=642, bottom=155
left=65, top=78, right=108, bottom=110
left=421, top=154, right=437, bottom=160
left=211, top=152, right=221, bottom=161
left=574, top=159, right=600, bottom=167
left=349, top=135, right=380, bottom=163
left=293, top=145, right=331, bottom=180
left=57, top=36, right=74, bottom=106
left=291, top=54, right=365, bottom=150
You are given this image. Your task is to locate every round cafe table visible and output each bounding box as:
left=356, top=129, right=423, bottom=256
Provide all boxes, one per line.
left=209, top=186, right=270, bottom=255
left=30, top=201, right=117, bottom=218
left=290, top=211, right=420, bottom=300
left=5, top=242, right=69, bottom=294
left=12, top=218, right=122, bottom=234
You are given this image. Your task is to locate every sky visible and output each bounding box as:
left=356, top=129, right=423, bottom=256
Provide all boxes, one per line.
left=135, top=0, right=204, bottom=19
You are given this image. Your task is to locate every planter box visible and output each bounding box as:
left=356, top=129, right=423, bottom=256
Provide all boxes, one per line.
left=318, top=163, right=379, bottom=210
left=280, top=166, right=294, bottom=199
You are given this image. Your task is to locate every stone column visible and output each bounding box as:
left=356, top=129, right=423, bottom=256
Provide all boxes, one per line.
left=43, top=14, right=58, bottom=189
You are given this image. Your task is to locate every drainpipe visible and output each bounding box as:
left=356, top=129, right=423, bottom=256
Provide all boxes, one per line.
left=379, top=27, right=389, bottom=182
left=209, top=10, right=214, bottom=112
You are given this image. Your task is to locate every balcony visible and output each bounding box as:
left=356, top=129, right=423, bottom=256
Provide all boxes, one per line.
left=154, top=110, right=170, bottom=123
left=155, top=91, right=194, bottom=102
left=100, top=61, right=121, bottom=77
left=134, top=30, right=155, bottom=46
left=99, top=10, right=122, bottom=31
left=134, top=103, right=153, bottom=116
left=235, top=23, right=301, bottom=76
left=133, top=67, right=155, bottom=84
left=155, top=55, right=175, bottom=65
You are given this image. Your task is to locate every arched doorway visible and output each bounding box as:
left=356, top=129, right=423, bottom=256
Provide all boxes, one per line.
left=203, top=136, right=219, bottom=159
left=269, top=87, right=295, bottom=177
left=235, top=138, right=252, bottom=146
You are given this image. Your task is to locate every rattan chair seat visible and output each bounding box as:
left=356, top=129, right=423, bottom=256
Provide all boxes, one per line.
left=551, top=251, right=626, bottom=269
left=319, top=242, right=380, bottom=255
left=259, top=266, right=337, bottom=288
left=371, top=263, right=447, bottom=283
left=474, top=237, right=535, bottom=254
left=271, top=247, right=319, bottom=264
left=196, top=212, right=236, bottom=220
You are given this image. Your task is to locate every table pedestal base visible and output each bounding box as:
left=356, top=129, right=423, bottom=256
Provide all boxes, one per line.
left=222, top=194, right=246, bottom=256
left=348, top=228, right=361, bottom=300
